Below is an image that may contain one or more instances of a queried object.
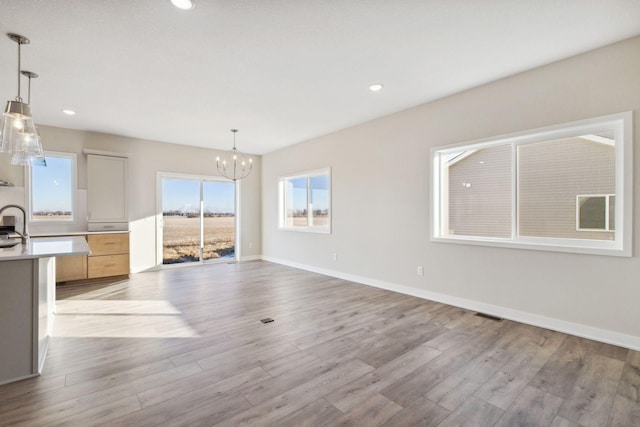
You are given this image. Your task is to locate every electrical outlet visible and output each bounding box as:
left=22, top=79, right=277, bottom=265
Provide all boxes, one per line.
left=249, top=242, right=253, bottom=249
left=417, top=266, right=424, bottom=276
left=333, top=253, right=338, bottom=262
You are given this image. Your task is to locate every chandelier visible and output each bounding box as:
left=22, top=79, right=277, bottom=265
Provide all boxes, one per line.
left=216, top=129, right=252, bottom=181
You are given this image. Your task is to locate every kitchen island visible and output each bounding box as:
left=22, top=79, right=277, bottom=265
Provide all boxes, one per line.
left=0, top=236, right=90, bottom=385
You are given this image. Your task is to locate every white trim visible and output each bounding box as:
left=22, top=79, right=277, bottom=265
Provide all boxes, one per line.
left=239, top=255, right=262, bottom=262
left=81, top=148, right=130, bottom=158
left=619, top=112, right=633, bottom=256
left=279, top=227, right=331, bottom=234
left=432, top=235, right=626, bottom=257
left=26, top=151, right=78, bottom=224
left=235, top=179, right=242, bottom=260
left=261, top=256, right=640, bottom=351
left=511, top=143, right=518, bottom=239
left=155, top=173, right=163, bottom=266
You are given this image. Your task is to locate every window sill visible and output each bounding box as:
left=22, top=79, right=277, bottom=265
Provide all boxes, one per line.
left=432, top=235, right=630, bottom=257
left=279, top=226, right=331, bottom=235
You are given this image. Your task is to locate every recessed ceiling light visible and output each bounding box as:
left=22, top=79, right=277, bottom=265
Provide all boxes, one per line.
left=369, top=83, right=384, bottom=92
left=62, top=109, right=76, bottom=116
left=171, top=0, right=195, bottom=10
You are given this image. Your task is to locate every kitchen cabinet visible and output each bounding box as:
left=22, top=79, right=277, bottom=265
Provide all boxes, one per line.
left=87, top=233, right=130, bottom=278
left=56, top=254, right=87, bottom=282
left=55, top=232, right=130, bottom=283
left=87, top=154, right=128, bottom=231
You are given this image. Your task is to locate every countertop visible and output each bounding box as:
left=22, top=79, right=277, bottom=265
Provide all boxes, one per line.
left=0, top=236, right=91, bottom=262
left=30, top=230, right=130, bottom=237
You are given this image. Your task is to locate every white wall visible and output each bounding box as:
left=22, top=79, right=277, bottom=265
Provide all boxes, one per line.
left=0, top=127, right=262, bottom=272
left=261, top=36, right=640, bottom=349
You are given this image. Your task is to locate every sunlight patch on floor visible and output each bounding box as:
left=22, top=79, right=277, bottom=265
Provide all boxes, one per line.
left=52, top=300, right=200, bottom=338
left=56, top=300, right=182, bottom=315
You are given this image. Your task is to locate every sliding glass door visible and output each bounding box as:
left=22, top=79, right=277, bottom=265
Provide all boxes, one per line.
left=202, top=181, right=236, bottom=261
left=160, top=175, right=236, bottom=265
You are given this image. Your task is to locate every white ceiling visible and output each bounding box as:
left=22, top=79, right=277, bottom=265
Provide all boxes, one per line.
left=1, top=1, right=639, bottom=155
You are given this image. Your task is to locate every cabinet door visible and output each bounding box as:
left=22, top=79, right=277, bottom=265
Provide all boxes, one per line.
left=56, top=255, right=88, bottom=282
left=87, top=233, right=129, bottom=256
left=88, top=254, right=129, bottom=278
left=87, top=155, right=128, bottom=223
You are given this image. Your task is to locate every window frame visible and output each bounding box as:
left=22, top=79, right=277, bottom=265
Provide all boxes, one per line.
left=26, top=151, right=78, bottom=224
left=431, top=112, right=632, bottom=257
left=156, top=171, right=238, bottom=266
left=278, top=167, right=331, bottom=234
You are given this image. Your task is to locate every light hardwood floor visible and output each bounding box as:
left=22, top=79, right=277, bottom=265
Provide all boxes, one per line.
left=0, top=261, right=638, bottom=426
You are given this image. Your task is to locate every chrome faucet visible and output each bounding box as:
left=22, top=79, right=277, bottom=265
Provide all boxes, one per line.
left=0, top=204, right=29, bottom=244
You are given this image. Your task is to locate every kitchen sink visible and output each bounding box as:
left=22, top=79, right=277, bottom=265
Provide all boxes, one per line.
left=0, top=239, right=21, bottom=248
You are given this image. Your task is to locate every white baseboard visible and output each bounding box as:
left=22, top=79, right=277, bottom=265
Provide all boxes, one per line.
left=261, top=256, right=640, bottom=351
left=239, top=255, right=263, bottom=262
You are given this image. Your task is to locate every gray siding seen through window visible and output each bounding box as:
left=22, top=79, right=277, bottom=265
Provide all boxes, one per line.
left=518, top=137, right=614, bottom=240
left=445, top=136, right=614, bottom=241
left=447, top=144, right=512, bottom=238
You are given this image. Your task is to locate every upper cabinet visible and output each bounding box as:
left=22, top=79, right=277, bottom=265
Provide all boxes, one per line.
left=86, top=153, right=129, bottom=231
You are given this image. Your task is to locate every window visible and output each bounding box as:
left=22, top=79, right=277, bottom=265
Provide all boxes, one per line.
left=28, top=152, right=77, bottom=222
left=577, top=194, right=615, bottom=231
left=432, top=112, right=632, bottom=256
left=279, top=168, right=331, bottom=233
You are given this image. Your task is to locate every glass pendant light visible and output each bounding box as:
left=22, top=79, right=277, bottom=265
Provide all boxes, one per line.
left=13, top=71, right=46, bottom=166
left=216, top=129, right=253, bottom=182
left=0, top=33, right=44, bottom=166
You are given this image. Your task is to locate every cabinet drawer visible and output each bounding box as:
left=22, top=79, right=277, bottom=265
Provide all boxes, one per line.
left=87, top=254, right=129, bottom=278
left=88, top=233, right=129, bottom=256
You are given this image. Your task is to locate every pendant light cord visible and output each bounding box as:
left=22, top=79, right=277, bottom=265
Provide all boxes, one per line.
left=16, top=40, right=22, bottom=102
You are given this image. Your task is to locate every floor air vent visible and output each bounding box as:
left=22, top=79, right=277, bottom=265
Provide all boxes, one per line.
left=260, top=318, right=274, bottom=324
left=475, top=312, right=503, bottom=322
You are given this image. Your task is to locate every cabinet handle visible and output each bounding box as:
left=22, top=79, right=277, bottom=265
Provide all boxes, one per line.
left=104, top=263, right=116, bottom=268
left=104, top=242, right=116, bottom=245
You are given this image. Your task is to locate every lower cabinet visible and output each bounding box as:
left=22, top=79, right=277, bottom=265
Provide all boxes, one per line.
left=86, top=234, right=130, bottom=279
left=88, top=254, right=129, bottom=279
left=56, top=233, right=129, bottom=283
left=56, top=255, right=88, bottom=282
